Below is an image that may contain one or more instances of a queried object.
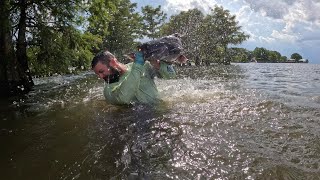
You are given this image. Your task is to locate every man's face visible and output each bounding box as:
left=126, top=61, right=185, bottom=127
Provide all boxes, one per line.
left=93, top=61, right=120, bottom=83
left=93, top=61, right=112, bottom=81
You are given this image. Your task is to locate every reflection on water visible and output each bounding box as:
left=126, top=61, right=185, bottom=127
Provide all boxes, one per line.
left=0, top=64, right=319, bottom=179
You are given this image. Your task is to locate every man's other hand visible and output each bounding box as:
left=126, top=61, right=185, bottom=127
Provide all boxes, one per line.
left=134, top=51, right=145, bottom=65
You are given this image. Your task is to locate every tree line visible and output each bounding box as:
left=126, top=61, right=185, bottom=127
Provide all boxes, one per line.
left=229, top=47, right=305, bottom=63
left=0, top=0, right=301, bottom=96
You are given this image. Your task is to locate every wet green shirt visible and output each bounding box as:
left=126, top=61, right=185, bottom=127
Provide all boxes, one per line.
left=103, top=61, right=176, bottom=105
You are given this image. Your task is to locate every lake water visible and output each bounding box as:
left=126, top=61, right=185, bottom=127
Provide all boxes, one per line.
left=0, top=63, right=319, bottom=179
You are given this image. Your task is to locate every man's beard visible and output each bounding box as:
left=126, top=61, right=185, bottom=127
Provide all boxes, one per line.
left=104, top=67, right=120, bottom=84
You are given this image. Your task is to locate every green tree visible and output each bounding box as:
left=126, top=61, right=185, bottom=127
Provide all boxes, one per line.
left=103, top=0, right=142, bottom=57
left=160, top=9, right=204, bottom=64
left=0, top=0, right=30, bottom=96
left=86, top=0, right=117, bottom=39
left=291, top=53, right=302, bottom=61
left=28, top=27, right=102, bottom=76
left=228, top=48, right=250, bottom=63
left=280, top=56, right=287, bottom=63
left=161, top=7, right=249, bottom=65
left=141, top=5, right=167, bottom=39
left=200, top=6, right=249, bottom=65
left=0, top=0, right=37, bottom=95
left=267, top=51, right=281, bottom=63
left=27, top=0, right=91, bottom=75
left=253, top=47, right=268, bottom=62
left=0, top=0, right=94, bottom=96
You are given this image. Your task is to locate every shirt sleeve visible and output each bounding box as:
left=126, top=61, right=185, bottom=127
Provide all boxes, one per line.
left=103, top=63, right=143, bottom=104
left=157, top=62, right=176, bottom=79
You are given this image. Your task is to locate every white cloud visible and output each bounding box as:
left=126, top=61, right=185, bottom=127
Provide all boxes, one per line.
left=260, top=36, right=275, bottom=43
left=243, top=0, right=320, bottom=42
left=243, top=0, right=291, bottom=19
left=270, top=30, right=297, bottom=43
left=163, top=0, right=219, bottom=14
left=240, top=0, right=320, bottom=62
left=257, top=0, right=320, bottom=60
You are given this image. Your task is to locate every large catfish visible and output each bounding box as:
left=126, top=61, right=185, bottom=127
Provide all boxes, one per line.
left=126, top=34, right=188, bottom=64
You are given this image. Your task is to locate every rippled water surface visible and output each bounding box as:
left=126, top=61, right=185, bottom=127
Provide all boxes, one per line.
left=0, top=63, right=319, bottom=179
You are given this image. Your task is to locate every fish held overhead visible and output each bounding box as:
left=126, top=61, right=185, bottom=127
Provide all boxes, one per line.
left=126, top=34, right=188, bottom=64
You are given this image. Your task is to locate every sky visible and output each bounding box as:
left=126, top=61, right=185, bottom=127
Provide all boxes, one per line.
left=131, top=0, right=320, bottom=64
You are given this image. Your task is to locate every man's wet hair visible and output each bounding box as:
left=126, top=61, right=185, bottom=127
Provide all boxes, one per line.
left=91, top=50, right=115, bottom=69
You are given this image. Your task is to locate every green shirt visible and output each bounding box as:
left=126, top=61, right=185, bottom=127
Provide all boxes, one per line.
left=103, top=61, right=176, bottom=105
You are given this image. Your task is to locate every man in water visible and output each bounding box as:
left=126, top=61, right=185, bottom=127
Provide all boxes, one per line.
left=92, top=50, right=176, bottom=105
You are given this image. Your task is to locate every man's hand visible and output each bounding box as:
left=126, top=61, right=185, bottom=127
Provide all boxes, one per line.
left=109, top=58, right=119, bottom=69
left=176, top=55, right=188, bottom=64
left=149, top=59, right=160, bottom=70
left=109, top=58, right=127, bottom=74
